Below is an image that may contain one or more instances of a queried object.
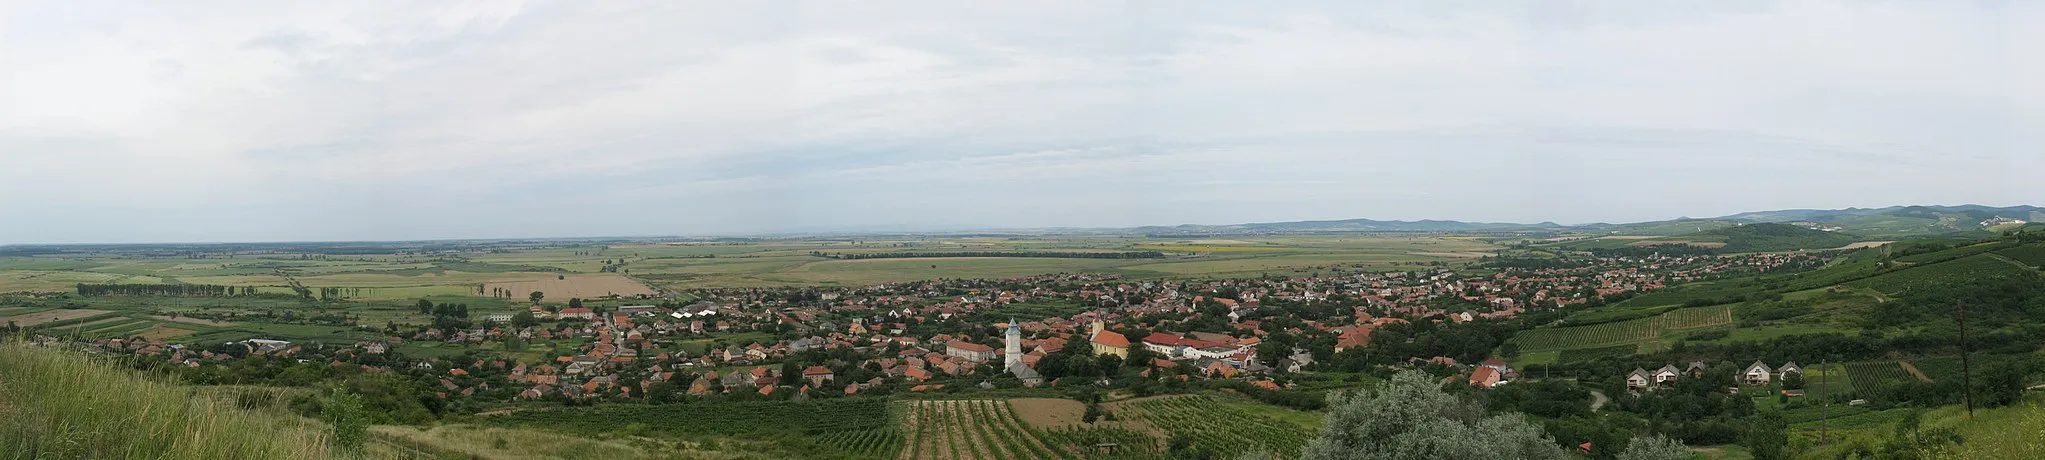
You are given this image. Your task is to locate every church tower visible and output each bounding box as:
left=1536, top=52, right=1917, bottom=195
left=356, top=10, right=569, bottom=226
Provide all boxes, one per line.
left=1005, top=317, right=1023, bottom=371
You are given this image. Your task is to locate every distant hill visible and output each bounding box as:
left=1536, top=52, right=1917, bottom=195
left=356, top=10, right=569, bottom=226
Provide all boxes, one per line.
left=1129, top=218, right=1560, bottom=235
left=1695, top=222, right=1860, bottom=252
left=1714, top=205, right=2043, bottom=237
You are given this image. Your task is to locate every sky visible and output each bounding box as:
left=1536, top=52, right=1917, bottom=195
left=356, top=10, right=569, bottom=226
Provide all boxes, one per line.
left=3, top=1, right=2042, bottom=244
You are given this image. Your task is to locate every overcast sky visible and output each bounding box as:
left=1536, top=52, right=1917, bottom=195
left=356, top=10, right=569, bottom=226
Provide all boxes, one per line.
left=3, top=1, right=2041, bottom=243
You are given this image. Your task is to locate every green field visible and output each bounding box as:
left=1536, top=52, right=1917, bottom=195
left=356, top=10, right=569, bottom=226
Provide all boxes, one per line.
left=1846, top=254, right=2033, bottom=294
left=1, top=236, right=1500, bottom=299
left=1118, top=395, right=1320, bottom=459
left=1511, top=305, right=1732, bottom=353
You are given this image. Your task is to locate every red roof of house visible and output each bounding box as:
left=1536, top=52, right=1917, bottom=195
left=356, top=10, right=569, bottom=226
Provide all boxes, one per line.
left=803, top=366, right=833, bottom=376
left=1469, top=367, right=1501, bottom=388
left=947, top=341, right=995, bottom=353
left=1091, top=330, right=1129, bottom=348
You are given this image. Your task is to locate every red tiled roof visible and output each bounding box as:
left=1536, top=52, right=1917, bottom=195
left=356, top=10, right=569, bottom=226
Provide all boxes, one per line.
left=803, top=366, right=833, bottom=376
left=1091, top=330, right=1129, bottom=348
left=947, top=341, right=995, bottom=353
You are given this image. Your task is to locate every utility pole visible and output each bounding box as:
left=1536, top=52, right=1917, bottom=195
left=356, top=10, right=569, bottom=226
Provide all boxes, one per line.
left=1958, top=299, right=1974, bottom=418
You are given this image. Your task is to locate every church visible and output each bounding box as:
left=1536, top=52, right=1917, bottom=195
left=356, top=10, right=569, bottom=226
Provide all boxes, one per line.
left=1004, top=318, right=1044, bottom=386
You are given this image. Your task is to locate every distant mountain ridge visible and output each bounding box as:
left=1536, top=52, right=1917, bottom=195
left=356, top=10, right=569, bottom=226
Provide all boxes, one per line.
left=1130, top=205, right=2041, bottom=237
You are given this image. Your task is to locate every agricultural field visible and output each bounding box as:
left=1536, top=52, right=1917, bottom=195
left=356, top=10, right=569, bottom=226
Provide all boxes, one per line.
left=899, top=399, right=1066, bottom=460
left=1113, top=395, right=1319, bottom=459
left=0, top=308, right=113, bottom=327
left=1798, top=363, right=1856, bottom=399
left=1846, top=254, right=2034, bottom=294
left=1511, top=305, right=1732, bottom=353
left=1993, top=243, right=2045, bottom=268
left=0, top=235, right=1502, bottom=301
left=1844, top=361, right=1920, bottom=394
left=480, top=274, right=658, bottom=301
left=488, top=398, right=892, bottom=439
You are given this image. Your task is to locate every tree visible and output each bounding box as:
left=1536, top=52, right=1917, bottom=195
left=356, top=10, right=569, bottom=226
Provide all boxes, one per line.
left=416, top=299, right=434, bottom=315
left=325, top=391, right=368, bottom=451
left=568, top=298, right=584, bottom=308
left=1780, top=372, right=1804, bottom=391
left=1615, top=435, right=1690, bottom=460
left=511, top=311, right=540, bottom=328
left=529, top=291, right=545, bottom=304
left=1973, top=362, right=2027, bottom=408
left=1303, top=369, right=1564, bottom=460
left=1742, top=412, right=1787, bottom=460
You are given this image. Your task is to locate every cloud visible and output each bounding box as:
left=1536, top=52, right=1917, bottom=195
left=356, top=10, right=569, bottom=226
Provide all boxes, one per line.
left=1, top=0, right=2040, bottom=243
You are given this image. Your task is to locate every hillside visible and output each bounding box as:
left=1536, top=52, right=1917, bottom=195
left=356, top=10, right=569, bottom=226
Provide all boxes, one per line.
left=0, top=341, right=337, bottom=459
left=1696, top=222, right=1860, bottom=252
left=1511, top=234, right=2045, bottom=367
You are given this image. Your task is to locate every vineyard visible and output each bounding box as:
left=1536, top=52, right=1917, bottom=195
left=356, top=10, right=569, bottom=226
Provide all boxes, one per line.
left=488, top=398, right=890, bottom=437
left=1661, top=305, right=1735, bottom=329
left=1511, top=305, right=1732, bottom=353
left=1994, top=244, right=2045, bottom=268
left=1117, top=395, right=1317, bottom=459
left=1845, top=361, right=1920, bottom=395
left=818, top=429, right=905, bottom=459
left=1034, top=426, right=1163, bottom=459
left=1846, top=254, right=2033, bottom=295
left=899, top=399, right=1069, bottom=460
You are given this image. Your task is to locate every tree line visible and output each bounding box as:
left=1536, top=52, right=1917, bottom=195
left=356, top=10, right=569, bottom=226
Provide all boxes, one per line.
left=808, top=251, right=1164, bottom=260
left=76, top=283, right=264, bottom=297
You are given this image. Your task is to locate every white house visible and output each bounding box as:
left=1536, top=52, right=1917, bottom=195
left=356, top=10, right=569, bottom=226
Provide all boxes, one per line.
left=1653, top=364, right=1682, bottom=384
left=1743, top=361, right=1773, bottom=385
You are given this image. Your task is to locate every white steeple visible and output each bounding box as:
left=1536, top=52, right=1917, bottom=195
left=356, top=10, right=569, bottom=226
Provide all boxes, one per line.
left=1004, top=317, right=1023, bottom=371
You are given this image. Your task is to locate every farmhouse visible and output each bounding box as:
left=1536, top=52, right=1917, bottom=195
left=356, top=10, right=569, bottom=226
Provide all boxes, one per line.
left=1743, top=361, right=1773, bottom=385
left=559, top=308, right=595, bottom=320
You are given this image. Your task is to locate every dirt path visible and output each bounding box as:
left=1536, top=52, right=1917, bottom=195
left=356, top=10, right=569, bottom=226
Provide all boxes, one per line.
left=1590, top=390, right=1609, bottom=412
left=1899, top=360, right=1932, bottom=382
left=1986, top=253, right=2038, bottom=271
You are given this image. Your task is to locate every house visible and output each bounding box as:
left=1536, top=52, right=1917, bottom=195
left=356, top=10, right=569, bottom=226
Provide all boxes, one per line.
left=803, top=366, right=834, bottom=386
left=1469, top=366, right=1502, bottom=389
left=1653, top=365, right=1682, bottom=384
left=1333, top=326, right=1375, bottom=353
left=946, top=341, right=997, bottom=362
left=1776, top=361, right=1803, bottom=380
left=485, top=313, right=514, bottom=324
left=559, top=308, right=595, bottom=320
left=1743, top=361, right=1773, bottom=385
left=1686, top=361, right=1708, bottom=378
left=1088, top=322, right=1130, bottom=358
left=1626, top=368, right=1651, bottom=390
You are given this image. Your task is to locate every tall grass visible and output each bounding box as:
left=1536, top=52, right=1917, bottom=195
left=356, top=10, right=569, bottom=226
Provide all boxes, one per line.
left=0, top=341, right=335, bottom=459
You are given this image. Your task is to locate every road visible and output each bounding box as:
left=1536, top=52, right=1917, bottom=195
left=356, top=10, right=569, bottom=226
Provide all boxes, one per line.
left=1590, top=390, right=1609, bottom=412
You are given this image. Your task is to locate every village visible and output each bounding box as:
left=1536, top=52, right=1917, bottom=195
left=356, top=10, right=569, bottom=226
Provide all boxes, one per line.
left=73, top=250, right=1828, bottom=406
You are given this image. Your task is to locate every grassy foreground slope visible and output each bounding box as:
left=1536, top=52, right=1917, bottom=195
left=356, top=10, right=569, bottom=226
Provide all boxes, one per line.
left=0, top=341, right=335, bottom=459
